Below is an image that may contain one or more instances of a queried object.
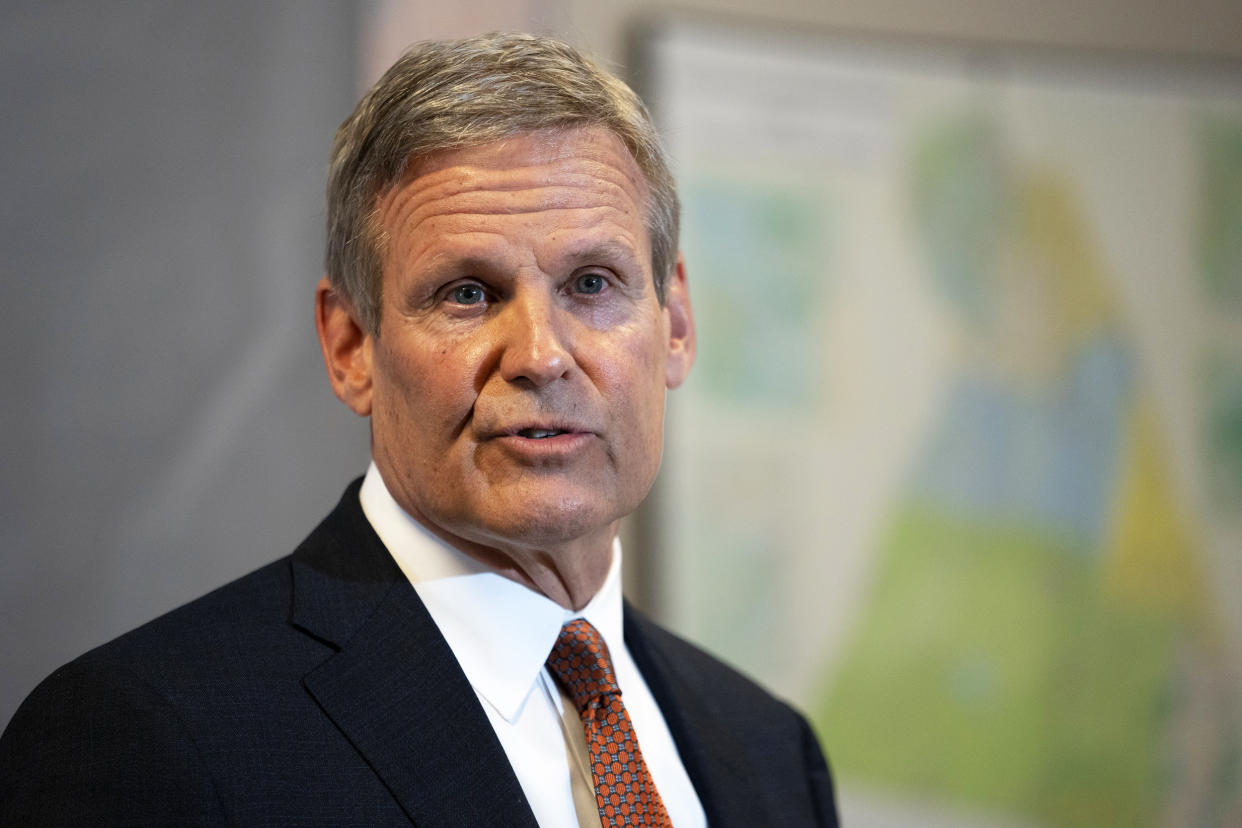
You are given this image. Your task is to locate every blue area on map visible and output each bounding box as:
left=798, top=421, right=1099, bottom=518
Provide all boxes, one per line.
left=910, top=336, right=1134, bottom=548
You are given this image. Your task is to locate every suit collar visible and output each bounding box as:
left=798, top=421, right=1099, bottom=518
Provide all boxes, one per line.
left=360, top=462, right=633, bottom=725
left=289, top=478, right=401, bottom=648
left=290, top=480, right=539, bottom=827
left=289, top=482, right=764, bottom=826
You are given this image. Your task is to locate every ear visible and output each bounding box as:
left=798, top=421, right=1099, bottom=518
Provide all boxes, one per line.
left=663, top=254, right=696, bottom=389
left=315, top=276, right=374, bottom=416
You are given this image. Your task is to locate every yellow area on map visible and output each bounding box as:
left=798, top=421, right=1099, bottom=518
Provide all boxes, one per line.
left=1103, top=400, right=1203, bottom=618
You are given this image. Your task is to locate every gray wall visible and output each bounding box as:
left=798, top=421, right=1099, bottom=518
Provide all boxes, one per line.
left=1, top=3, right=367, bottom=726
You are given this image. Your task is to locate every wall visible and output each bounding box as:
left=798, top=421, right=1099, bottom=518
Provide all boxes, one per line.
left=1, top=2, right=364, bottom=726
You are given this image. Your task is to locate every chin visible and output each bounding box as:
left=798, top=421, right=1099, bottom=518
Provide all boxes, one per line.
left=469, top=488, right=632, bottom=549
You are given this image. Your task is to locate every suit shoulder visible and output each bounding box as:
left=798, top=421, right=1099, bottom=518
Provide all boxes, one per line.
left=79, top=554, right=296, bottom=670
left=0, top=637, right=228, bottom=822
left=0, top=554, right=334, bottom=822
left=625, top=607, right=794, bottom=715
left=624, top=607, right=840, bottom=826
left=8, top=554, right=307, bottom=732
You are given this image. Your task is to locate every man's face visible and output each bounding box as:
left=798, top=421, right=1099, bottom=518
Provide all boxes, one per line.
left=341, top=126, right=693, bottom=553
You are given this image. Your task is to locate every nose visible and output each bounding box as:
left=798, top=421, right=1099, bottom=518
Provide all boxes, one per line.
left=497, top=290, right=572, bottom=387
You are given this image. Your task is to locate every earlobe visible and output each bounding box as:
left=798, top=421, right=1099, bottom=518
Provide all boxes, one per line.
left=664, top=255, right=696, bottom=389
left=314, top=276, right=374, bottom=416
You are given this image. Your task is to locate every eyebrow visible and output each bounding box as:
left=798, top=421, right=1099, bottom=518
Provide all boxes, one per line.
left=409, top=232, right=646, bottom=287
left=417, top=252, right=508, bottom=283
left=559, top=237, right=643, bottom=269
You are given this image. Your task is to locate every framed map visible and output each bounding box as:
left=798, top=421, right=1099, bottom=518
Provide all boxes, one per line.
left=639, top=19, right=1242, bottom=827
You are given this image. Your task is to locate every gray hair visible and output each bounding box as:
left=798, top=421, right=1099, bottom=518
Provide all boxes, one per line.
left=325, top=32, right=680, bottom=334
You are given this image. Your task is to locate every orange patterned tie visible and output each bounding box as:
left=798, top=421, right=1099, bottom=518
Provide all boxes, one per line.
left=546, top=619, right=673, bottom=827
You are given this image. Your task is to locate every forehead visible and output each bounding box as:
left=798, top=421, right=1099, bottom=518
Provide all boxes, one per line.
left=374, top=127, right=652, bottom=265
left=403, top=125, right=646, bottom=190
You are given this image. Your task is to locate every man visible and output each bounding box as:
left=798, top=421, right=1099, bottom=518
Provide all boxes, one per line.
left=0, top=33, right=838, bottom=826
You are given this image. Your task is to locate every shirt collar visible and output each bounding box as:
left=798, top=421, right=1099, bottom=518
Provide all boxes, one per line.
left=358, top=462, right=625, bottom=722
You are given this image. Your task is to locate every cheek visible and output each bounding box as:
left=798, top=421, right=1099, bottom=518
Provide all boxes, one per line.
left=618, top=377, right=667, bottom=505
left=370, top=345, right=434, bottom=436
left=377, top=337, right=489, bottom=442
left=606, top=333, right=669, bottom=446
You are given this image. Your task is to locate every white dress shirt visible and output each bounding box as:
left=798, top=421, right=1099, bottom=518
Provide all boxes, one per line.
left=359, top=463, right=707, bottom=828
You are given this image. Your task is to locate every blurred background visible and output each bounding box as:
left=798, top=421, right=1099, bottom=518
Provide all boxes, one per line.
left=3, top=2, right=1241, bottom=825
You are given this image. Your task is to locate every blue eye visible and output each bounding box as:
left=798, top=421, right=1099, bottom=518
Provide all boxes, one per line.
left=575, top=273, right=606, bottom=295
left=449, top=284, right=485, bottom=305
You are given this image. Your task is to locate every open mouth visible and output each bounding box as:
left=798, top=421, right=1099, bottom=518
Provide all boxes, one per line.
left=517, top=428, right=568, bottom=439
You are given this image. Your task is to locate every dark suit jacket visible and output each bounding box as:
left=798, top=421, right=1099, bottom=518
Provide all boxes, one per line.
left=0, top=480, right=838, bottom=826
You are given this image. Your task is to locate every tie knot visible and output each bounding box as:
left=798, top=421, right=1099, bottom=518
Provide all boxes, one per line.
left=546, top=618, right=620, bottom=714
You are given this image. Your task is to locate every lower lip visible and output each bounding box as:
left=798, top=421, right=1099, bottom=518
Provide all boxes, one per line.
left=492, top=432, right=594, bottom=461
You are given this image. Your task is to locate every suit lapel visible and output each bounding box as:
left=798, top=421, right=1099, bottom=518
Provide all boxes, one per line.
left=290, top=482, right=538, bottom=827
left=624, top=607, right=770, bottom=827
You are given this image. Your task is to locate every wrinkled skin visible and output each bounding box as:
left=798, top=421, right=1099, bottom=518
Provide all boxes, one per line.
left=316, top=126, right=695, bottom=609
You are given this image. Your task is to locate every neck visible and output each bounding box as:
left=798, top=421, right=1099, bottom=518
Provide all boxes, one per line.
left=414, top=517, right=617, bottom=611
